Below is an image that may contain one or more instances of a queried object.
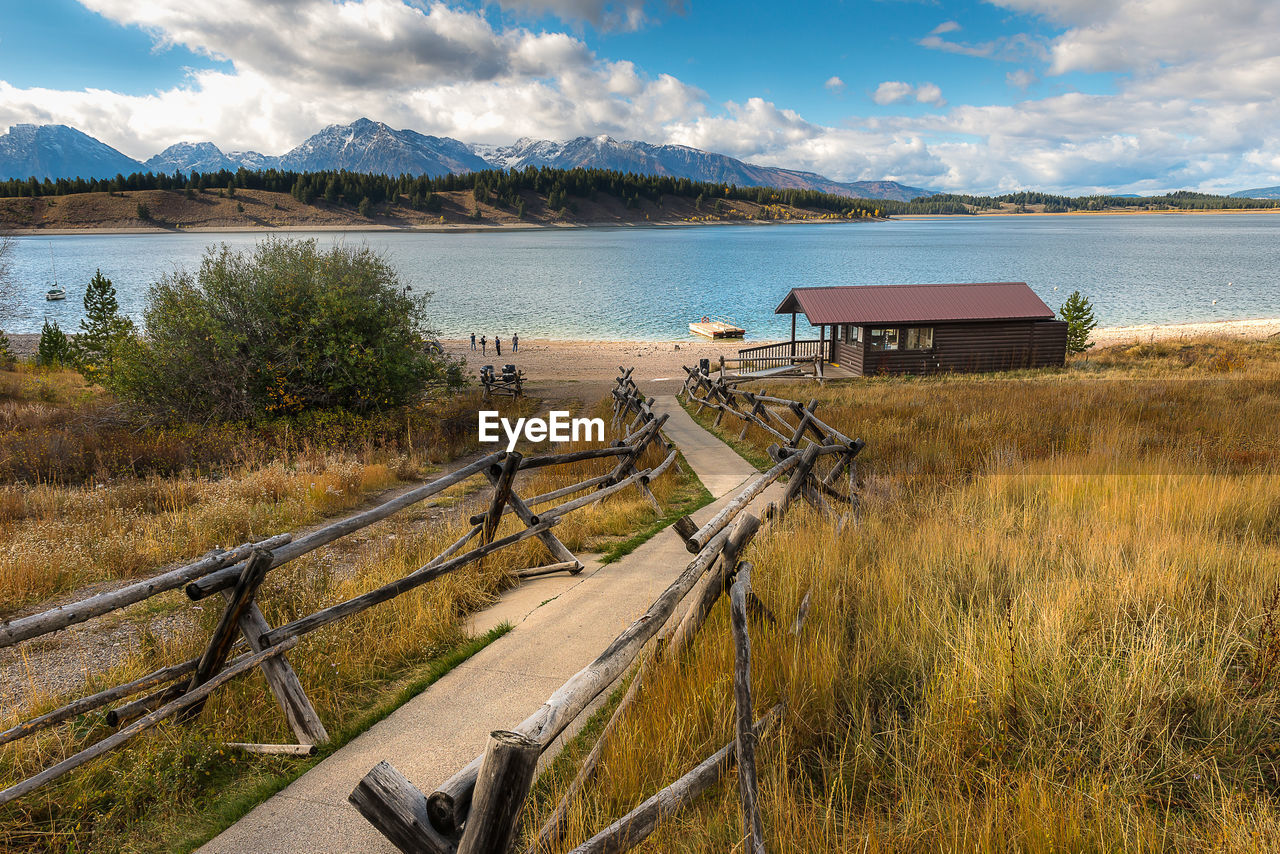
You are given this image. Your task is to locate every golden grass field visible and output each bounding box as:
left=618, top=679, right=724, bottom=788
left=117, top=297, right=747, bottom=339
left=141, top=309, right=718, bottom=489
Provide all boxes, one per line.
left=0, top=371, right=706, bottom=853
left=521, top=337, right=1280, bottom=853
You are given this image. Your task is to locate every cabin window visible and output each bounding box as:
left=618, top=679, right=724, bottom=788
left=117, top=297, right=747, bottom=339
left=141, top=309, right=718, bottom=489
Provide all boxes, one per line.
left=904, top=327, right=934, bottom=350
left=843, top=325, right=860, bottom=344
left=868, top=327, right=899, bottom=351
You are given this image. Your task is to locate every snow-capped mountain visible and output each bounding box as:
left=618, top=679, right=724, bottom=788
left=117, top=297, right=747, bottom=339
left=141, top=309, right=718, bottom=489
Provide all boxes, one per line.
left=145, top=141, right=251, bottom=174
left=473, top=135, right=933, bottom=201
left=1, top=119, right=935, bottom=201
left=0, top=124, right=143, bottom=181
left=275, top=118, right=490, bottom=177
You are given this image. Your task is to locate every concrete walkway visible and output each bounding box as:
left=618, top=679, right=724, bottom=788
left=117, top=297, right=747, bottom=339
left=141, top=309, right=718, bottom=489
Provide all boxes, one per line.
left=199, top=396, right=762, bottom=853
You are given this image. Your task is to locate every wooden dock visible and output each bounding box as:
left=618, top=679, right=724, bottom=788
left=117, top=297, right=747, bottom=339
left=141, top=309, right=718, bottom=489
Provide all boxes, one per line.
left=689, top=317, right=745, bottom=339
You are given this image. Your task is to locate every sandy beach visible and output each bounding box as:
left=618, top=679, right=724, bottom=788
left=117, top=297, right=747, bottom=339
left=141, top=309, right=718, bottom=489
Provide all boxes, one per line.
left=440, top=317, right=1280, bottom=390
left=7, top=318, right=1277, bottom=396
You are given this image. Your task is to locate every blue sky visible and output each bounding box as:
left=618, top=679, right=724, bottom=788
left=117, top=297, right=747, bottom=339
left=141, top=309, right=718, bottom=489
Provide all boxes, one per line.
left=1, top=0, right=1278, bottom=195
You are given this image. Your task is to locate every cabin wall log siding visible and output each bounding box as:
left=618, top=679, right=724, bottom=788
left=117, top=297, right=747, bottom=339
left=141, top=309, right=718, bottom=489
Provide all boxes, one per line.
left=832, top=341, right=863, bottom=373
left=859, top=319, right=1067, bottom=376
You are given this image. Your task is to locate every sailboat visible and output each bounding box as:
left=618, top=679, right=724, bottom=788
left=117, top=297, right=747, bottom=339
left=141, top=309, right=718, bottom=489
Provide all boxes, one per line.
left=44, top=243, right=65, bottom=300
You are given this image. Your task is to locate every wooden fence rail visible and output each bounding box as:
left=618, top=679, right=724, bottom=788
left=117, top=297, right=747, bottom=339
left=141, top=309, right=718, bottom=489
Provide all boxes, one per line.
left=350, top=370, right=863, bottom=854
left=0, top=385, right=680, bottom=806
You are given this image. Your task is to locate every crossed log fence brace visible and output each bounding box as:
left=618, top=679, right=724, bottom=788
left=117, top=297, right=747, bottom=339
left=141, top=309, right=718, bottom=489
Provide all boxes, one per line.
left=348, top=369, right=864, bottom=854
left=0, top=394, right=677, bottom=808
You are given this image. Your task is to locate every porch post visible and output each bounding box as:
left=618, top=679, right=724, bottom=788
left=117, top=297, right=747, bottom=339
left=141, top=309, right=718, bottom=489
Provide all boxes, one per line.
left=819, top=324, right=825, bottom=365
left=790, top=311, right=797, bottom=359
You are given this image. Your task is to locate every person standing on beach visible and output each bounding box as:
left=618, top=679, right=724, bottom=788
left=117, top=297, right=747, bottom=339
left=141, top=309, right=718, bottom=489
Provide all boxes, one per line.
left=480, top=335, right=486, bottom=354
left=470, top=332, right=476, bottom=350
left=495, top=336, right=502, bottom=357
left=512, top=333, right=519, bottom=353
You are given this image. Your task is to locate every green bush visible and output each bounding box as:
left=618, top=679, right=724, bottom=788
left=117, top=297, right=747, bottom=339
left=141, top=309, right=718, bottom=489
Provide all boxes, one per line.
left=114, top=238, right=463, bottom=421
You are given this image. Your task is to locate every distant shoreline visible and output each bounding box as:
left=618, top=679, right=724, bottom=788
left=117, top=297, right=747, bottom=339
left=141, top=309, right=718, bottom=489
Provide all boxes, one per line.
left=8, top=319, right=1277, bottom=372
left=0, top=218, right=865, bottom=237
left=6, top=205, right=1277, bottom=235
left=897, top=207, right=1280, bottom=221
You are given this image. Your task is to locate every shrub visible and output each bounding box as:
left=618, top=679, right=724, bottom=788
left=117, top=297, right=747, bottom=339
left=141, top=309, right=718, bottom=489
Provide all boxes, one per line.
left=114, top=238, right=464, bottom=422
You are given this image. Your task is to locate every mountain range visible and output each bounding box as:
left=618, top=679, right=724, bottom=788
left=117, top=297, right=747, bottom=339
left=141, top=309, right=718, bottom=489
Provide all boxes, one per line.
left=0, top=118, right=933, bottom=202
left=1230, top=186, right=1280, bottom=199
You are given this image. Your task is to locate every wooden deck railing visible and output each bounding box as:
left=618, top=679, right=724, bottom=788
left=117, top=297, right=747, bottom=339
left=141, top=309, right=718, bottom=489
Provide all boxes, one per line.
left=736, top=338, right=828, bottom=369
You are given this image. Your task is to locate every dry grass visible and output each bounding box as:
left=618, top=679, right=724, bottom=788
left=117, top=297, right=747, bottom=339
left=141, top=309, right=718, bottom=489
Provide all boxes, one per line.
left=527, top=336, right=1280, bottom=852
left=0, top=391, right=701, bottom=853
left=0, top=365, right=525, bottom=612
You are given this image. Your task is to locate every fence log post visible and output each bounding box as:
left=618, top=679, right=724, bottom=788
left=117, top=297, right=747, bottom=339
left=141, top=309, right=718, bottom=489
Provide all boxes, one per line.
left=779, top=444, right=820, bottom=514
left=730, top=563, right=766, bottom=854
left=487, top=474, right=581, bottom=573
left=457, top=731, right=541, bottom=854
left=482, top=453, right=523, bottom=545
left=184, top=548, right=273, bottom=719
left=235, top=601, right=329, bottom=745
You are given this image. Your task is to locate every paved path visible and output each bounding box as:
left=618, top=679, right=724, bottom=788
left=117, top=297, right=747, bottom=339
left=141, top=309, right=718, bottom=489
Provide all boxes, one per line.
left=199, top=396, right=763, bottom=853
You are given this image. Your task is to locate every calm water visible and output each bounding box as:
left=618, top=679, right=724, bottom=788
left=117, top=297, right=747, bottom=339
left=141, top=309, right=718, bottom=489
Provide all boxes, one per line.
left=3, top=215, right=1278, bottom=339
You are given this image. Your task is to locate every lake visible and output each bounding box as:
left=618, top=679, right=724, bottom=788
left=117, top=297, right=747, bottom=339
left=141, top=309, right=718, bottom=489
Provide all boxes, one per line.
left=3, top=214, right=1278, bottom=339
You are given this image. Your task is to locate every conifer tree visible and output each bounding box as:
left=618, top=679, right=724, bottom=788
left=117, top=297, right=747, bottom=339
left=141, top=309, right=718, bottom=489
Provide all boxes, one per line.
left=75, top=269, right=134, bottom=381
left=38, top=319, right=70, bottom=367
left=1058, top=290, right=1098, bottom=354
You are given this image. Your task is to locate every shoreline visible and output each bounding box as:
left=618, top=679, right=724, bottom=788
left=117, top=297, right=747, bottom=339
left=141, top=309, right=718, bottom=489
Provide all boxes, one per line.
left=0, top=218, right=862, bottom=237
left=7, top=319, right=1276, bottom=384
left=897, top=207, right=1280, bottom=221
left=6, top=206, right=1278, bottom=236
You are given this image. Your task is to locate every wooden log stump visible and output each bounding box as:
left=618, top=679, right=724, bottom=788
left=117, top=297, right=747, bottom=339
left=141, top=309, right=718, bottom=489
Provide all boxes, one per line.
left=457, top=731, right=541, bottom=854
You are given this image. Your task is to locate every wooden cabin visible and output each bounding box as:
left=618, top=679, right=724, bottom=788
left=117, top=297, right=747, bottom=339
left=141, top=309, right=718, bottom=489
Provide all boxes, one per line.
left=758, top=282, right=1068, bottom=377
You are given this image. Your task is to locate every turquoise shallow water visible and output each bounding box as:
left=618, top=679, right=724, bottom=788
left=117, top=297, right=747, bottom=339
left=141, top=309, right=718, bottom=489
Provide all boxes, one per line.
left=3, top=214, right=1278, bottom=339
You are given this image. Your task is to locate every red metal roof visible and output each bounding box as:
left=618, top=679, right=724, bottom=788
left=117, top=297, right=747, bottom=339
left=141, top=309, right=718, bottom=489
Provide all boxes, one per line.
left=774, top=282, right=1056, bottom=325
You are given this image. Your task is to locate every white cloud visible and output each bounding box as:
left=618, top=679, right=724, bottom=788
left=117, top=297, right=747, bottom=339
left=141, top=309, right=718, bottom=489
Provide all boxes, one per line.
left=872, top=81, right=914, bottom=105
left=872, top=81, right=944, bottom=107
left=1006, top=69, right=1037, bottom=89
left=3, top=0, right=1280, bottom=195
left=495, top=0, right=688, bottom=31
left=0, top=0, right=704, bottom=157
left=824, top=76, right=845, bottom=93
left=930, top=20, right=961, bottom=35
left=914, top=83, right=945, bottom=105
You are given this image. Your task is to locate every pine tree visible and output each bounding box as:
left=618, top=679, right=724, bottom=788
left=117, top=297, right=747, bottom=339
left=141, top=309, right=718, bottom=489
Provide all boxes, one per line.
left=358, top=197, right=373, bottom=218
left=38, top=319, right=70, bottom=367
left=75, top=269, right=134, bottom=381
left=0, top=331, right=14, bottom=368
left=1058, top=290, right=1098, bottom=354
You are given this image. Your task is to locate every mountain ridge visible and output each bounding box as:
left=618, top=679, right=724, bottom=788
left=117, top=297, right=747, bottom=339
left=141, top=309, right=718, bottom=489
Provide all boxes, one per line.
left=2, top=119, right=933, bottom=202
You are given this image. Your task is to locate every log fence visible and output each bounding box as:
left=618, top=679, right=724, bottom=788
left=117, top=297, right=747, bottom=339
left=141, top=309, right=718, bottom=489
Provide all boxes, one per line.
left=349, top=370, right=862, bottom=854
left=0, top=384, right=678, bottom=808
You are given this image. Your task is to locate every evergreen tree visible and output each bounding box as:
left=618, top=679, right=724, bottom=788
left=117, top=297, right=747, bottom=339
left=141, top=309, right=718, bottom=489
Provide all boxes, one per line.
left=75, top=269, right=134, bottom=381
left=38, top=319, right=71, bottom=367
left=1058, top=290, right=1098, bottom=354
left=358, top=197, right=373, bottom=218
left=0, top=331, right=14, bottom=368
